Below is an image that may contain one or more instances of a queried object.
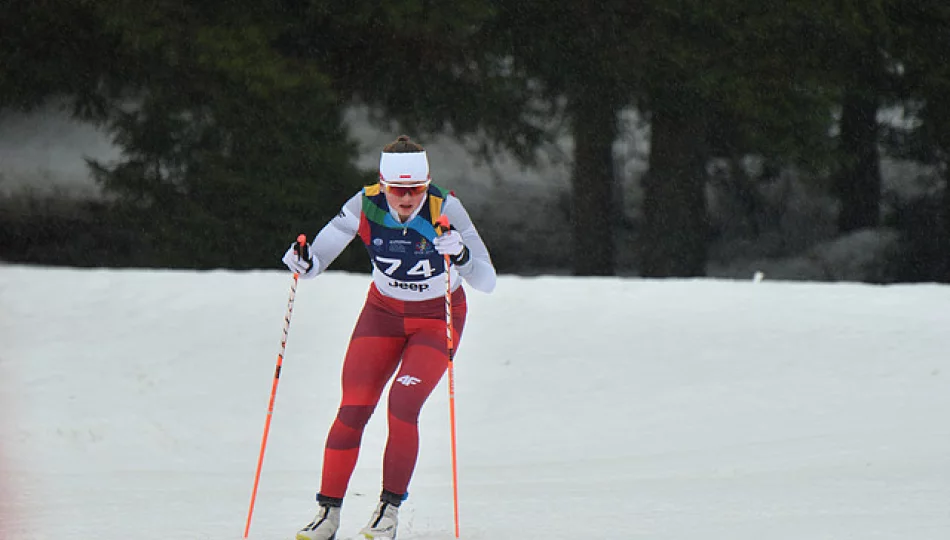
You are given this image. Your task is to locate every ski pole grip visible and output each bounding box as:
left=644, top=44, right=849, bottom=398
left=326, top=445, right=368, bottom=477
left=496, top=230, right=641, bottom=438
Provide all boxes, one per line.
left=294, top=234, right=308, bottom=258
left=435, top=215, right=450, bottom=235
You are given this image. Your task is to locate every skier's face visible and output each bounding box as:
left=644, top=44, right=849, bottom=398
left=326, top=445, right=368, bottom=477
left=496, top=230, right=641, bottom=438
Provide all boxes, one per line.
left=382, top=182, right=428, bottom=221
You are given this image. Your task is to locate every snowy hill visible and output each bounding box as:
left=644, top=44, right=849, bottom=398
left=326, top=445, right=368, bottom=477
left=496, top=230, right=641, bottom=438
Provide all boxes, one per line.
left=1, top=266, right=949, bottom=539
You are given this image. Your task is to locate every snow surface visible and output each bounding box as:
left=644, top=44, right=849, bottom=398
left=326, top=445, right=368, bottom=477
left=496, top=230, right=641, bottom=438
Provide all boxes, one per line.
left=1, top=266, right=949, bottom=539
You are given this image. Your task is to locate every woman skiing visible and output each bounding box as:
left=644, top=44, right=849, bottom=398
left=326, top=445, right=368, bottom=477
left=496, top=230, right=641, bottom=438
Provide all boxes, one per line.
left=282, top=135, right=496, bottom=540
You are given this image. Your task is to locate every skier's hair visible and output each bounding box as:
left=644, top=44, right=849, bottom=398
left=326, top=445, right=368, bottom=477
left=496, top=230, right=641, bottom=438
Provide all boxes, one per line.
left=383, top=134, right=424, bottom=153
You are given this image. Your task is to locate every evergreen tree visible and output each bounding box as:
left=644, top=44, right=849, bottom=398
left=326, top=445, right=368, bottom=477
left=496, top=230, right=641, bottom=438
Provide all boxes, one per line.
left=888, top=1, right=950, bottom=280
left=486, top=1, right=637, bottom=276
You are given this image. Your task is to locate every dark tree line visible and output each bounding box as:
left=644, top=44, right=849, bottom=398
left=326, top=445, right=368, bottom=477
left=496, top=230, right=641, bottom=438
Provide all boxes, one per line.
left=1, top=0, right=949, bottom=280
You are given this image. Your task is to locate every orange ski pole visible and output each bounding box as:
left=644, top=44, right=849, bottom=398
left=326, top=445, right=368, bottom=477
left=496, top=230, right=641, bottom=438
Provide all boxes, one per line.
left=244, top=234, right=307, bottom=539
left=435, top=215, right=461, bottom=538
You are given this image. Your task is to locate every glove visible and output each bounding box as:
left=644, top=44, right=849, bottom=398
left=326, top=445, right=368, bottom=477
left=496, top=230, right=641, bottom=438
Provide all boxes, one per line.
left=281, top=241, right=320, bottom=279
left=433, top=230, right=470, bottom=265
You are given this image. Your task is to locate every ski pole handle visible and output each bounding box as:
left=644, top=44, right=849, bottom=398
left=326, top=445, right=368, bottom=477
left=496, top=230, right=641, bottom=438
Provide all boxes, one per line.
left=435, top=214, right=450, bottom=236
left=293, top=233, right=309, bottom=262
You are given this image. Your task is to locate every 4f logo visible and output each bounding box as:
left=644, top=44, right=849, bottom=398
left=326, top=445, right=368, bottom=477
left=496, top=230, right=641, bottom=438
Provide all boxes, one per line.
left=396, top=375, right=421, bottom=386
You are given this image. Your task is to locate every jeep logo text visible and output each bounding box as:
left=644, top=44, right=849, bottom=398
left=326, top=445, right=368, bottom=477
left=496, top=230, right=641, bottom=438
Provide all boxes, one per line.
left=388, top=280, right=429, bottom=292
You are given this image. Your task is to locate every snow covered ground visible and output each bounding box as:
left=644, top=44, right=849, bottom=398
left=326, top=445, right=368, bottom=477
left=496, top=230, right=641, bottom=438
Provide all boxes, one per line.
left=1, top=266, right=949, bottom=539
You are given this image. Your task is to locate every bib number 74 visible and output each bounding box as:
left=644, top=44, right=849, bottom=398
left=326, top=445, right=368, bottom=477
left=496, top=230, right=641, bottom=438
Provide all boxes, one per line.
left=376, top=256, right=436, bottom=278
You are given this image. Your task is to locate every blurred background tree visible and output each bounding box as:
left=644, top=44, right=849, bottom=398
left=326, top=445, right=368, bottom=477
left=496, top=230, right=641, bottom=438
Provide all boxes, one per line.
left=883, top=0, right=950, bottom=281
left=1, top=0, right=545, bottom=269
left=1, top=0, right=949, bottom=281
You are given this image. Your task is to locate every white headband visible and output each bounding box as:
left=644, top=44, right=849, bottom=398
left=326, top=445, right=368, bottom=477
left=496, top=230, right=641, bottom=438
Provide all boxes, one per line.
left=379, top=151, right=430, bottom=185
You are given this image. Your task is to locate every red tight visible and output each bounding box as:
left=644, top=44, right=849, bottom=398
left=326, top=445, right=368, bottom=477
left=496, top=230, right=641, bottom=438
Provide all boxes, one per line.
left=319, top=283, right=466, bottom=499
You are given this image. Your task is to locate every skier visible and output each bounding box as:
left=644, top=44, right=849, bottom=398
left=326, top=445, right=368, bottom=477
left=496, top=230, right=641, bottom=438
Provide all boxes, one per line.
left=282, top=135, right=496, bottom=540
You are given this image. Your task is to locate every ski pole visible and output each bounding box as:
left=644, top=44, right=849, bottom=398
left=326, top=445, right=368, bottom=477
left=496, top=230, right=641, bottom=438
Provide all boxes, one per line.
left=244, top=234, right=307, bottom=539
left=435, top=215, right=461, bottom=539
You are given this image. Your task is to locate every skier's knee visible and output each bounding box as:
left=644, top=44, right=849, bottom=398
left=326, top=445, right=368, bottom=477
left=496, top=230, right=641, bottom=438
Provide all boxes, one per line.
left=337, top=404, right=374, bottom=429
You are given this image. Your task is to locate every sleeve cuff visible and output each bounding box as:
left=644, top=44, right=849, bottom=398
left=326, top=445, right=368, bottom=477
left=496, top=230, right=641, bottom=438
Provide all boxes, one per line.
left=450, top=246, right=471, bottom=267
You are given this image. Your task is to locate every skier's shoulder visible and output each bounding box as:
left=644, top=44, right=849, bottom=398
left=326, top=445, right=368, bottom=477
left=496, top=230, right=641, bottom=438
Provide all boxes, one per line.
left=328, top=191, right=362, bottom=233
left=342, top=191, right=363, bottom=214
